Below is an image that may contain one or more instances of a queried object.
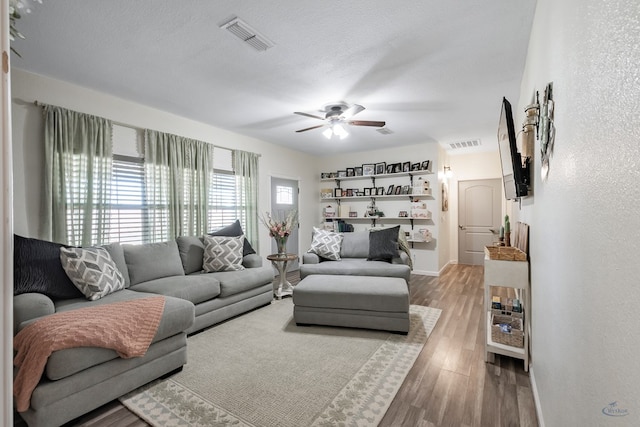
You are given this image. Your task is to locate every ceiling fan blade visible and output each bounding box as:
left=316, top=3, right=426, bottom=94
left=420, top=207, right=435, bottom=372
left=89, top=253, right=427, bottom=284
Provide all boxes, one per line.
left=340, top=104, right=365, bottom=119
left=294, top=111, right=325, bottom=120
left=347, top=120, right=386, bottom=127
left=295, top=124, right=326, bottom=133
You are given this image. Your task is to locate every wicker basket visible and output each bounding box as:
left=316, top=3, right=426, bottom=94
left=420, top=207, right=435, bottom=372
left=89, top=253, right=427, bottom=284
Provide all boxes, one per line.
left=491, top=314, right=524, bottom=347
left=484, top=246, right=527, bottom=261
left=491, top=308, right=523, bottom=319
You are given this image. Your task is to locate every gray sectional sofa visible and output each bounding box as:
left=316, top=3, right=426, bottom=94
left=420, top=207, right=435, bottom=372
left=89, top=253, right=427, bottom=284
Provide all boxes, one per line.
left=13, top=234, right=274, bottom=427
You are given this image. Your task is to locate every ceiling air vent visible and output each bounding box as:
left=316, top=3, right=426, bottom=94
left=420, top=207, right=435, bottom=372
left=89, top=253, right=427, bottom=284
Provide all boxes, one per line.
left=220, top=17, right=274, bottom=52
left=376, top=127, right=394, bottom=135
left=448, top=139, right=481, bottom=150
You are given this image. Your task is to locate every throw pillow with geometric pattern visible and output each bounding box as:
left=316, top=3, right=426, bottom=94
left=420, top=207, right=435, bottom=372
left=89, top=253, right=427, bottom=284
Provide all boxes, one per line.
left=308, top=227, right=343, bottom=261
left=203, top=235, right=246, bottom=272
left=59, top=247, right=126, bottom=300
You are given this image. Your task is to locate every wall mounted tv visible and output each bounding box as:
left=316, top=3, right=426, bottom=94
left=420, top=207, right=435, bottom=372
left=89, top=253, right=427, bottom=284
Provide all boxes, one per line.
left=498, top=97, right=529, bottom=200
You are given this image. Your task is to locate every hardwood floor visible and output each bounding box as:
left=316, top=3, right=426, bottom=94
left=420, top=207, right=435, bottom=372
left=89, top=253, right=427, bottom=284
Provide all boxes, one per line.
left=15, top=264, right=538, bottom=427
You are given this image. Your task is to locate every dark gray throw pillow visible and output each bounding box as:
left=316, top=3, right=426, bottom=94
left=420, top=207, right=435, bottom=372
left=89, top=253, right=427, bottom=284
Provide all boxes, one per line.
left=209, top=219, right=256, bottom=256
left=13, top=235, right=84, bottom=300
left=367, top=226, right=401, bottom=263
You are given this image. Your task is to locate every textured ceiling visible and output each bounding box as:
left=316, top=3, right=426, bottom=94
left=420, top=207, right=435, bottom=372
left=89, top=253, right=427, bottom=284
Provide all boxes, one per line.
left=11, top=0, right=536, bottom=156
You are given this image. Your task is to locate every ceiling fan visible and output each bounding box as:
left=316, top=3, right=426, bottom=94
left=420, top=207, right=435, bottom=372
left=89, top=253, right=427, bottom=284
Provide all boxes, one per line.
left=294, top=103, right=386, bottom=139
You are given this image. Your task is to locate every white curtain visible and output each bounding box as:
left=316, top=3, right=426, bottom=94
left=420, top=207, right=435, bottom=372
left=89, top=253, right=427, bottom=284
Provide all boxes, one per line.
left=233, top=149, right=259, bottom=251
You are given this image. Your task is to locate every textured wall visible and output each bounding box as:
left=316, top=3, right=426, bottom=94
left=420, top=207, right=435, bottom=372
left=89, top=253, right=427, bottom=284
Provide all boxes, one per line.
left=515, top=0, right=640, bottom=424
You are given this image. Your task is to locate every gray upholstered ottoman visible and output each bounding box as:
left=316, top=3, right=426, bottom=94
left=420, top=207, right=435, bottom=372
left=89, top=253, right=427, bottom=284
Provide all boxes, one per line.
left=292, top=274, right=410, bottom=333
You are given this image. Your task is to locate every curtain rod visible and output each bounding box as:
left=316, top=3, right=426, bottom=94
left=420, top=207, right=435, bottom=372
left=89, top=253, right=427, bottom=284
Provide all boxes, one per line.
left=33, top=100, right=261, bottom=156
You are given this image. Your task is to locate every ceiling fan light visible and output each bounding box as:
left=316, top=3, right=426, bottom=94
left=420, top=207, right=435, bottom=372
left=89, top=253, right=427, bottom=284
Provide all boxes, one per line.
left=322, top=128, right=333, bottom=139
left=333, top=124, right=348, bottom=139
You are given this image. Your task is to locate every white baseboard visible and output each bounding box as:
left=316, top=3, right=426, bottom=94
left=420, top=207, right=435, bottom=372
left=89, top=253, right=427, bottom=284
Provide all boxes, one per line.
left=411, top=269, right=439, bottom=276
left=529, top=365, right=545, bottom=427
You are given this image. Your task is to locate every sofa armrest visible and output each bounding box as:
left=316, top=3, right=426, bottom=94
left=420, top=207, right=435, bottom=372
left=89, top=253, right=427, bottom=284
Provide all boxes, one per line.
left=13, top=293, right=55, bottom=335
left=302, top=253, right=321, bottom=264
left=242, top=253, right=263, bottom=268
left=392, top=251, right=410, bottom=266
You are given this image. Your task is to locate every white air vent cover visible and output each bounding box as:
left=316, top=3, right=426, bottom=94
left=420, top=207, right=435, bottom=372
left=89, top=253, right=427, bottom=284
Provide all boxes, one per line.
left=449, top=139, right=481, bottom=150
left=376, top=127, right=394, bottom=135
left=220, top=17, right=274, bottom=52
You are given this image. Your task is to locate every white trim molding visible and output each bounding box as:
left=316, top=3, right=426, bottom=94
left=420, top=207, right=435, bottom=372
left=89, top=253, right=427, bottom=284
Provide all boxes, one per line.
left=529, top=365, right=545, bottom=427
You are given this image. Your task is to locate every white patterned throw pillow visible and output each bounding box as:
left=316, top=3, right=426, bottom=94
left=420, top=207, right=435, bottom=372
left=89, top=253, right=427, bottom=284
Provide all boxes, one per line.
left=60, top=247, right=126, bottom=300
left=203, top=235, right=246, bottom=272
left=308, top=227, right=343, bottom=261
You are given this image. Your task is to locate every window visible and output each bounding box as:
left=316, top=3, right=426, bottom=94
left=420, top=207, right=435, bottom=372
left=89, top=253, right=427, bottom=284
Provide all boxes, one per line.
left=276, top=185, right=293, bottom=205
left=105, top=126, right=247, bottom=243
left=107, top=155, right=149, bottom=244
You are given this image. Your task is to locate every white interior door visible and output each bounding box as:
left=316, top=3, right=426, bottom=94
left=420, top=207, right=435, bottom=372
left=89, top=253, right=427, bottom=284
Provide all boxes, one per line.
left=270, top=177, right=299, bottom=270
left=458, top=179, right=502, bottom=265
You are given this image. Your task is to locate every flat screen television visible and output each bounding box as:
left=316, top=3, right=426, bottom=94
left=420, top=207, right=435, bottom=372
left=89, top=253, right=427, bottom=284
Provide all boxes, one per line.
left=498, top=97, right=529, bottom=200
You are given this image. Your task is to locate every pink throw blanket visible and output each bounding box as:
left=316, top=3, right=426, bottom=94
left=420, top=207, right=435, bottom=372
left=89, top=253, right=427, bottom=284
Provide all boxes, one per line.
left=14, top=296, right=166, bottom=412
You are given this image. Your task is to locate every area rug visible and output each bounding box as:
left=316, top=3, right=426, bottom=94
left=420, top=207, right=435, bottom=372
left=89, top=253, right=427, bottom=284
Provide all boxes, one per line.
left=120, top=299, right=441, bottom=427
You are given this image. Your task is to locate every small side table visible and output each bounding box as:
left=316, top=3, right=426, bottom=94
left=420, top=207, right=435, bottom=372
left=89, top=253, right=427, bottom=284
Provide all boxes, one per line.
left=267, top=253, right=298, bottom=299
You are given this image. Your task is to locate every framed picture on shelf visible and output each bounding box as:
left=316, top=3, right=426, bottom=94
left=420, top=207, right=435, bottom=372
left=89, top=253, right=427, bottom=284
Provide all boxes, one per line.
left=338, top=170, right=347, bottom=177
left=394, top=186, right=402, bottom=195
left=349, top=211, right=358, bottom=218
left=364, top=188, right=371, bottom=196
left=403, top=162, right=410, bottom=172
left=334, top=188, right=342, bottom=197
left=386, top=164, right=394, bottom=174
left=362, top=164, right=375, bottom=176
left=398, top=210, right=408, bottom=217
left=321, top=172, right=329, bottom=179
left=354, top=166, right=363, bottom=176
left=386, top=184, right=395, bottom=195
left=329, top=172, right=337, bottom=178
left=375, top=162, right=386, bottom=175
left=402, top=185, right=410, bottom=194
left=421, top=160, right=430, bottom=171
left=356, top=191, right=364, bottom=196
left=393, top=163, right=402, bottom=173
left=377, top=186, right=385, bottom=195
left=411, top=162, right=421, bottom=171
left=321, top=188, right=333, bottom=199
left=346, top=188, right=354, bottom=197
left=346, top=168, right=355, bottom=177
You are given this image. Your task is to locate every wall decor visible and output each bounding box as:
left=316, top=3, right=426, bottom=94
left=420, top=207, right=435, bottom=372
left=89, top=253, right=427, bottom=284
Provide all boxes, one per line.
left=411, top=162, right=421, bottom=171
left=539, top=82, right=555, bottom=181
left=442, top=181, right=449, bottom=211
left=374, top=162, right=386, bottom=175
left=346, top=168, right=355, bottom=177
left=421, top=160, right=430, bottom=170
left=362, top=164, right=375, bottom=176
left=354, top=166, right=363, bottom=176
left=386, top=184, right=394, bottom=195
left=403, top=162, right=410, bottom=172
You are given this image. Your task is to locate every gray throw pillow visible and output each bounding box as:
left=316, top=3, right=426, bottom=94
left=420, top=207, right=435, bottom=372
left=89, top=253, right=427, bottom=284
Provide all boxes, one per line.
left=367, top=226, right=400, bottom=263
left=60, top=247, right=126, bottom=300
left=203, top=235, right=246, bottom=272
left=308, top=227, right=343, bottom=261
left=209, top=220, right=256, bottom=256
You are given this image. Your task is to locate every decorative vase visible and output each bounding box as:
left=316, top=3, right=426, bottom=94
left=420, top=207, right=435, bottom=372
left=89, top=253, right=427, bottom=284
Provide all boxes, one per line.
left=275, top=235, right=288, bottom=255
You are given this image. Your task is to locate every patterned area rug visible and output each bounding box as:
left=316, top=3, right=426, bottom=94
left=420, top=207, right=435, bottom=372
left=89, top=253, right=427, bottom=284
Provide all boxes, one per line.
left=120, top=299, right=441, bottom=427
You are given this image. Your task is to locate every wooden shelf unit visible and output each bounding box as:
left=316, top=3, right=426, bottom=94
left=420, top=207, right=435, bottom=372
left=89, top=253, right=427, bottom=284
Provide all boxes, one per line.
left=483, top=255, right=530, bottom=371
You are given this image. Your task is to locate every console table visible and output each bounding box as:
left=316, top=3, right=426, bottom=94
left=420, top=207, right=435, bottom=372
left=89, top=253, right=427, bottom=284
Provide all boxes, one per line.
left=267, top=253, right=298, bottom=299
left=484, top=254, right=530, bottom=371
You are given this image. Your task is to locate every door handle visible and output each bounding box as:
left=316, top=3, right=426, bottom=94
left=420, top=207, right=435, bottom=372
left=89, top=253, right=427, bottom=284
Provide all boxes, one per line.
left=459, top=225, right=466, bottom=230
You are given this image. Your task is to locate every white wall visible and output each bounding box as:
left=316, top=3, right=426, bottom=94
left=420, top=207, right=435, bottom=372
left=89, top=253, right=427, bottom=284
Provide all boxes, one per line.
left=11, top=69, right=319, bottom=257
left=515, top=0, right=640, bottom=425
left=316, top=143, right=441, bottom=274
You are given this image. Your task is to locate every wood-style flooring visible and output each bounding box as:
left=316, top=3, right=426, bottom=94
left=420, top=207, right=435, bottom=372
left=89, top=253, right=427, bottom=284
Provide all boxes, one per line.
left=15, top=263, right=538, bottom=427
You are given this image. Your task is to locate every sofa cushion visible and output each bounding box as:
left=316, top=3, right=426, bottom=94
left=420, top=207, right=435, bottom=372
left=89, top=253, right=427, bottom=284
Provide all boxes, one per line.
left=60, top=247, right=126, bottom=300
left=340, top=231, right=370, bottom=258
left=13, top=235, right=83, bottom=300
left=209, top=219, right=256, bottom=257
left=129, top=275, right=221, bottom=305
left=47, top=290, right=194, bottom=380
left=176, top=236, right=205, bottom=274
left=308, top=227, right=343, bottom=261
left=203, top=235, right=245, bottom=272
left=101, top=242, right=131, bottom=287
left=368, top=226, right=400, bottom=262
left=202, top=264, right=274, bottom=298
left=299, top=258, right=411, bottom=282
left=123, top=241, right=185, bottom=286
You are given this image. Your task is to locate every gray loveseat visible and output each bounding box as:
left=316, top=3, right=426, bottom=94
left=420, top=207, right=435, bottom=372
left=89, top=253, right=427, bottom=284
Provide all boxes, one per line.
left=13, top=234, right=274, bottom=427
left=300, top=228, right=412, bottom=282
